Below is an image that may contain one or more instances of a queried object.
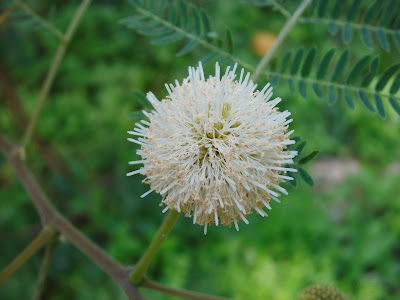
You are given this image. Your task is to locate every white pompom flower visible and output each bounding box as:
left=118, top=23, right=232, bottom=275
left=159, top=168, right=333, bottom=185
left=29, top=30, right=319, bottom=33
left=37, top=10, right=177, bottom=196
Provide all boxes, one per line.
left=127, top=62, right=297, bottom=234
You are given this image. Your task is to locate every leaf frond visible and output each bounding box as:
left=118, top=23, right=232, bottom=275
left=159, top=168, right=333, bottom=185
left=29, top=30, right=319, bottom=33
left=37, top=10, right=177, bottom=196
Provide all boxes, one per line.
left=122, top=0, right=238, bottom=64
left=300, top=0, right=400, bottom=52
left=268, top=48, right=400, bottom=116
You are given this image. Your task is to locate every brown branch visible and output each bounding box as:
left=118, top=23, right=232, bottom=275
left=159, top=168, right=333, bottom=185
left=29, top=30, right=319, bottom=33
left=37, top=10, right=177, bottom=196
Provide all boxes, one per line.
left=0, top=133, right=144, bottom=300
left=142, top=279, right=235, bottom=300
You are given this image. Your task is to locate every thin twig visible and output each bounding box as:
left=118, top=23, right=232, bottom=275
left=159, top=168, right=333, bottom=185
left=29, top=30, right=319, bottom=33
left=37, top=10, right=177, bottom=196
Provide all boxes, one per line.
left=252, top=0, right=312, bottom=81
left=21, top=0, right=92, bottom=148
left=14, top=0, right=64, bottom=39
left=142, top=279, right=235, bottom=300
left=134, top=6, right=254, bottom=72
left=32, top=236, right=59, bottom=300
left=0, top=226, right=56, bottom=286
left=0, top=133, right=144, bottom=300
left=267, top=0, right=292, bottom=18
left=299, top=16, right=400, bottom=35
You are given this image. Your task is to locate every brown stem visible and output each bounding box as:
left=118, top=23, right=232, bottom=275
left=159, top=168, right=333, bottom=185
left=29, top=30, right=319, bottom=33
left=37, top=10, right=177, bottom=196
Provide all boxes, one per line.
left=142, top=279, right=235, bottom=300
left=0, top=133, right=144, bottom=300
left=0, top=226, right=56, bottom=285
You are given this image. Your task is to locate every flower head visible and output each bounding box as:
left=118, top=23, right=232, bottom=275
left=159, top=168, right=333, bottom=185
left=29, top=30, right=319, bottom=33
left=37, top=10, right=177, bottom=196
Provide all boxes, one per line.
left=298, top=285, right=348, bottom=300
left=128, top=62, right=297, bottom=233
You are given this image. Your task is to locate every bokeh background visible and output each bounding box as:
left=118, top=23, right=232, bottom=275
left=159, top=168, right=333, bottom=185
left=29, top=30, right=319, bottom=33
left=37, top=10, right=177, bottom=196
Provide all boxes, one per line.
left=1, top=1, right=400, bottom=299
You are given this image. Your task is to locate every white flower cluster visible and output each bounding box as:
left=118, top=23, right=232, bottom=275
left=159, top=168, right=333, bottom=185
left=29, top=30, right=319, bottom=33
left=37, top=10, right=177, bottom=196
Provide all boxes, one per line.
left=128, top=62, right=297, bottom=233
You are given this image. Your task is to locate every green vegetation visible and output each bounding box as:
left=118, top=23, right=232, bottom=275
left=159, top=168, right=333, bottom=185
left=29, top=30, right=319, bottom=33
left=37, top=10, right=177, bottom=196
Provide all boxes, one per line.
left=0, top=0, right=399, bottom=299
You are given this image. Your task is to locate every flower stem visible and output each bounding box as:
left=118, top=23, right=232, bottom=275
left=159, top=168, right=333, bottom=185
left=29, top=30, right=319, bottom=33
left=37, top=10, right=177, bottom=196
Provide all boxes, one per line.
left=129, top=210, right=181, bottom=285
left=252, top=0, right=312, bottom=81
left=142, top=279, right=235, bottom=300
left=0, top=225, right=56, bottom=285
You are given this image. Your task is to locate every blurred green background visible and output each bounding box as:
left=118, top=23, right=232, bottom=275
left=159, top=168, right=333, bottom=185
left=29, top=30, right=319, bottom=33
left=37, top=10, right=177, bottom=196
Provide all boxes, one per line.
left=1, top=1, right=400, bottom=299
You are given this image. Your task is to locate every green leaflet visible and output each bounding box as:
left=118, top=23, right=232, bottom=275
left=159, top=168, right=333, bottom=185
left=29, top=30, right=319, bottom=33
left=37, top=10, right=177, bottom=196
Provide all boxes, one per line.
left=296, top=141, right=307, bottom=155
left=374, top=94, right=386, bottom=118
left=299, top=151, right=319, bottom=165
left=317, top=49, right=335, bottom=79
left=343, top=88, right=355, bottom=109
left=152, top=32, right=184, bottom=44
left=200, top=9, right=211, bottom=41
left=291, top=49, right=304, bottom=75
left=137, top=27, right=173, bottom=36
left=347, top=0, right=361, bottom=21
left=390, top=73, right=400, bottom=94
left=201, top=52, right=220, bottom=65
left=375, top=64, right=400, bottom=91
left=125, top=19, right=159, bottom=29
left=380, top=0, right=396, bottom=27
left=328, top=85, right=337, bottom=104
left=347, top=55, right=371, bottom=85
left=287, top=78, right=296, bottom=94
left=126, top=111, right=144, bottom=119
left=270, top=75, right=281, bottom=86
left=218, top=57, right=233, bottom=67
left=358, top=90, right=375, bottom=112
left=360, top=27, right=373, bottom=49
left=361, top=57, right=380, bottom=87
left=190, top=4, right=202, bottom=35
left=281, top=52, right=292, bottom=72
left=317, top=0, right=328, bottom=17
left=342, top=24, right=353, bottom=45
left=312, top=82, right=324, bottom=99
left=389, top=97, right=400, bottom=115
left=298, top=80, right=308, bottom=99
left=289, top=176, right=298, bottom=187
left=133, top=91, right=149, bottom=107
left=179, top=0, right=190, bottom=30
left=298, top=168, right=314, bottom=186
left=328, top=22, right=339, bottom=35
left=331, top=50, right=349, bottom=82
left=331, top=1, right=344, bottom=19
left=301, top=48, right=316, bottom=77
left=393, top=32, right=400, bottom=52
left=376, top=30, right=391, bottom=52
left=364, top=0, right=384, bottom=24
left=177, top=39, right=200, bottom=56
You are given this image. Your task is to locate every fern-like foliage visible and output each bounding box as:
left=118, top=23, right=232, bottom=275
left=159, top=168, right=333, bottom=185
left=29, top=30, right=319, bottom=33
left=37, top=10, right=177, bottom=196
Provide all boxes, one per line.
left=121, top=0, right=234, bottom=64
left=245, top=0, right=400, bottom=52
left=302, top=0, right=400, bottom=52
left=265, top=48, right=400, bottom=117
left=285, top=136, right=319, bottom=187
left=123, top=0, right=400, bottom=117
left=240, top=0, right=291, bottom=18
